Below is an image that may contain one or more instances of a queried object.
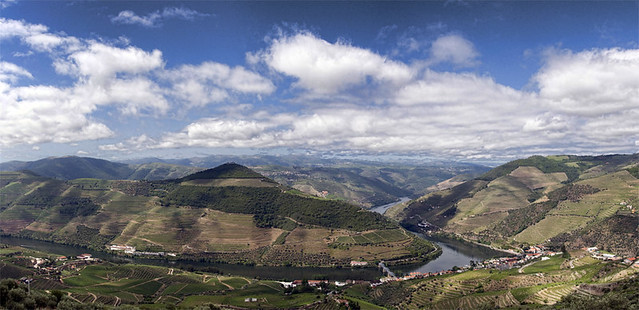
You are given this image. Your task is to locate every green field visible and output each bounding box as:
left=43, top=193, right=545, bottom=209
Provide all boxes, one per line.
left=179, top=282, right=321, bottom=309
left=334, top=228, right=408, bottom=245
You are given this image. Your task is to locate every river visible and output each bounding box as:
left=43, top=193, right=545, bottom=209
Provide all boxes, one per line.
left=369, top=196, right=411, bottom=214
left=1, top=198, right=503, bottom=281
left=370, top=197, right=504, bottom=275
left=0, top=236, right=380, bottom=281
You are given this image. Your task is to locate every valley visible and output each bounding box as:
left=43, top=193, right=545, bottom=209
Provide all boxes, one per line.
left=1, top=153, right=638, bottom=309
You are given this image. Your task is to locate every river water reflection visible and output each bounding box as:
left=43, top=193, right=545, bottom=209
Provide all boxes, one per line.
left=371, top=197, right=504, bottom=275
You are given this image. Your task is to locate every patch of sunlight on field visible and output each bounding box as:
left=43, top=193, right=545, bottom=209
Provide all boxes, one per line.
left=509, top=166, right=567, bottom=191
left=514, top=215, right=591, bottom=244
left=455, top=176, right=531, bottom=218
left=449, top=211, right=509, bottom=234
left=549, top=170, right=639, bottom=219
left=113, top=207, right=281, bottom=252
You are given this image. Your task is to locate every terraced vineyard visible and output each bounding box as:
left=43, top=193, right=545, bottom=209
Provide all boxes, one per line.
left=428, top=291, right=519, bottom=310
left=523, top=284, right=576, bottom=305
left=333, top=229, right=409, bottom=245
left=52, top=263, right=258, bottom=306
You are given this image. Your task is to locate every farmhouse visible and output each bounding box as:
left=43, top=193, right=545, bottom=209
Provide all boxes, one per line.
left=308, top=280, right=329, bottom=287
left=77, top=253, right=92, bottom=260
left=278, top=281, right=296, bottom=288
left=350, top=260, right=368, bottom=266
left=109, top=244, right=136, bottom=253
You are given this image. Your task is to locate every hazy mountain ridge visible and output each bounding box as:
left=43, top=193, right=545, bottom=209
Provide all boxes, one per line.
left=255, top=164, right=488, bottom=207
left=0, top=156, right=202, bottom=181
left=390, top=154, right=639, bottom=255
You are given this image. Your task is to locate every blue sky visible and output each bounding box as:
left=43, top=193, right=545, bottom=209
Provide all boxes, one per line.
left=1, top=1, right=638, bottom=163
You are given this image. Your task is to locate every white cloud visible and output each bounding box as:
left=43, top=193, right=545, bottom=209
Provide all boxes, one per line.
left=395, top=70, right=523, bottom=106
left=429, top=34, right=479, bottom=67
left=2, top=19, right=637, bottom=159
left=156, top=118, right=278, bottom=149
left=98, top=142, right=127, bottom=152
left=62, top=42, right=164, bottom=85
left=0, top=18, right=80, bottom=52
left=164, top=62, right=274, bottom=107
left=0, top=19, right=172, bottom=146
left=0, top=84, right=114, bottom=146
left=0, top=61, right=33, bottom=82
left=151, top=43, right=638, bottom=158
left=261, top=32, right=414, bottom=94
left=80, top=77, right=170, bottom=115
left=111, top=7, right=208, bottom=28
left=13, top=50, right=33, bottom=57
left=536, top=48, right=639, bottom=116
left=0, top=0, right=16, bottom=9
left=0, top=18, right=47, bottom=39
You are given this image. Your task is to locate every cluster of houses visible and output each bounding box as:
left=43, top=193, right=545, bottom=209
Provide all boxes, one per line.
left=13, top=253, right=99, bottom=279
left=480, top=245, right=562, bottom=270
left=108, top=244, right=176, bottom=257
left=350, top=260, right=368, bottom=267
left=374, top=245, right=564, bottom=285
left=586, top=247, right=639, bottom=266
left=373, top=243, right=639, bottom=287
left=620, top=201, right=635, bottom=213
left=278, top=279, right=368, bottom=289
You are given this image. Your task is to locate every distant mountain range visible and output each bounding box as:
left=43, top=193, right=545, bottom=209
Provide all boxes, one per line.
left=0, top=156, right=489, bottom=207
left=0, top=156, right=202, bottom=181
left=388, top=154, right=639, bottom=256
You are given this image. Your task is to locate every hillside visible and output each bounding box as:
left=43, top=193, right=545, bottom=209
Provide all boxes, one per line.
left=0, top=164, right=436, bottom=267
left=0, top=156, right=201, bottom=181
left=389, top=154, right=639, bottom=255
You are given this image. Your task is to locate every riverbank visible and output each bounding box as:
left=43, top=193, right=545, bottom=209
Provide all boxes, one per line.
left=432, top=230, right=520, bottom=256
left=0, top=236, right=382, bottom=281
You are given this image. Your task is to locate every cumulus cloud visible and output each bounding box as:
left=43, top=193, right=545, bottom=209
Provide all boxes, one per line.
left=0, top=18, right=47, bottom=39
left=0, top=18, right=276, bottom=147
left=147, top=36, right=637, bottom=159
left=0, top=84, right=114, bottom=146
left=98, top=142, right=127, bottom=152
left=111, top=7, right=208, bottom=28
left=0, top=61, right=33, bottom=82
left=59, top=43, right=164, bottom=84
left=155, top=118, right=279, bottom=149
left=260, top=32, right=414, bottom=94
left=535, top=48, right=639, bottom=116
left=2, top=18, right=638, bottom=159
left=0, top=18, right=80, bottom=52
left=164, top=62, right=275, bottom=107
left=428, top=34, right=479, bottom=67
left=0, top=19, right=167, bottom=146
